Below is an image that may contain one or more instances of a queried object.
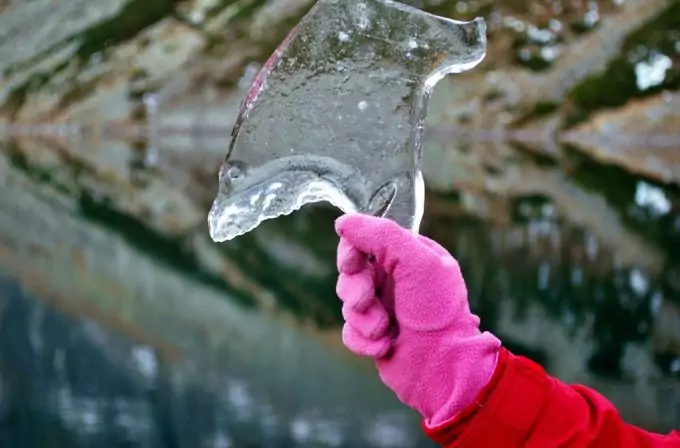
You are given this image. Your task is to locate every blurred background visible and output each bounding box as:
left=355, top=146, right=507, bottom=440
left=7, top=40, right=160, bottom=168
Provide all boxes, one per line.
left=0, top=0, right=679, bottom=446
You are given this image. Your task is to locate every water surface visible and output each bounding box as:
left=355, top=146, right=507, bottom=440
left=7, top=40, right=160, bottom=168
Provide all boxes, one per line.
left=0, top=135, right=678, bottom=447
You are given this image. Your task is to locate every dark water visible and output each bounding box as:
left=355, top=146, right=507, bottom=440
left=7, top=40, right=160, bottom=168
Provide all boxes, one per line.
left=0, top=136, right=679, bottom=447
left=0, top=276, right=423, bottom=448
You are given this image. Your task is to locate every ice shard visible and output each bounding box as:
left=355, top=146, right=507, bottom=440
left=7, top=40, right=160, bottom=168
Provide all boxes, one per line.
left=208, top=0, right=487, bottom=242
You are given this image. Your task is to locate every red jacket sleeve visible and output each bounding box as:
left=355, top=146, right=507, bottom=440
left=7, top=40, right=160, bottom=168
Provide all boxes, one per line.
left=423, top=349, right=680, bottom=447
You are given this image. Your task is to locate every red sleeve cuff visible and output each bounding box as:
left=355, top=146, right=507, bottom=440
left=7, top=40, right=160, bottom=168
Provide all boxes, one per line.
left=421, top=348, right=680, bottom=447
left=422, top=348, right=551, bottom=446
left=421, top=348, right=510, bottom=444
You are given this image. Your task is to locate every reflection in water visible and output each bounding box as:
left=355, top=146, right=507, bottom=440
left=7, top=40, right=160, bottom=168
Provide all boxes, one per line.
left=0, top=277, right=161, bottom=447
left=0, top=143, right=436, bottom=447
left=0, top=134, right=679, bottom=445
left=0, top=277, right=431, bottom=448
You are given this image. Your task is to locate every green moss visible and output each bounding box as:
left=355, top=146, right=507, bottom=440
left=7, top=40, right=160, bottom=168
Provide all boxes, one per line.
left=6, top=137, right=343, bottom=325
left=0, top=72, right=50, bottom=119
left=570, top=58, right=639, bottom=112
left=570, top=18, right=600, bottom=35
left=4, top=141, right=64, bottom=190
left=1, top=42, right=72, bottom=80
left=563, top=107, right=590, bottom=129
left=203, top=0, right=271, bottom=21
left=508, top=142, right=558, bottom=167
left=219, top=208, right=344, bottom=328
left=2, top=0, right=177, bottom=116
left=510, top=194, right=555, bottom=223
left=483, top=89, right=504, bottom=103
left=620, top=1, right=680, bottom=55
left=565, top=145, right=638, bottom=204
left=77, top=192, right=257, bottom=308
left=230, top=0, right=268, bottom=21
left=511, top=100, right=561, bottom=128
left=564, top=144, right=680, bottom=252
left=567, top=1, right=680, bottom=126
left=4, top=140, right=256, bottom=308
left=56, top=76, right=104, bottom=112
left=204, top=0, right=238, bottom=19
left=428, top=189, right=462, bottom=204
left=76, top=0, right=182, bottom=61
left=530, top=100, right=561, bottom=118
left=514, top=52, right=554, bottom=72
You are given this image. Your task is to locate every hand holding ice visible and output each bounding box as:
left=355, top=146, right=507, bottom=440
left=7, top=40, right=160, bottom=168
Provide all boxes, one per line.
left=208, top=0, right=487, bottom=242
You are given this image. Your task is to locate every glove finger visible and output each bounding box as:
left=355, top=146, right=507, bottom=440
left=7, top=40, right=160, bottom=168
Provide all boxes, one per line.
left=335, top=214, right=422, bottom=274
left=418, top=235, right=460, bottom=272
left=337, top=238, right=367, bottom=275
left=342, top=324, right=392, bottom=358
left=417, top=235, right=451, bottom=259
left=342, top=298, right=391, bottom=340
left=336, top=269, right=376, bottom=313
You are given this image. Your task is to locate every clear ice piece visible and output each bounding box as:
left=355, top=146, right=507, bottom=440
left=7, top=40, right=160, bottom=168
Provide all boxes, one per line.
left=208, top=0, right=487, bottom=242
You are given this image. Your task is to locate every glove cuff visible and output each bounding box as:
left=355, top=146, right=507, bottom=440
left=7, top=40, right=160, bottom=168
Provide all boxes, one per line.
left=422, top=331, right=501, bottom=426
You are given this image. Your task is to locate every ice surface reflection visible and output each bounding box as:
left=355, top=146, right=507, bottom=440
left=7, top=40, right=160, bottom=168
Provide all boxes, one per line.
left=0, top=275, right=430, bottom=448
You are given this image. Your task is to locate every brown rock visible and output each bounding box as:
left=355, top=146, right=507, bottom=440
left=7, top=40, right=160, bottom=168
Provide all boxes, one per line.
left=561, top=92, right=680, bottom=184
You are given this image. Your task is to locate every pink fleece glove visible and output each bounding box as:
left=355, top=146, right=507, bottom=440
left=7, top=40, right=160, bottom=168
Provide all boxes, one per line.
left=335, top=214, right=501, bottom=427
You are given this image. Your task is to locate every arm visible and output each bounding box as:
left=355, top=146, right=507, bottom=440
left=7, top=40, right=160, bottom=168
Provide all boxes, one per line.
left=333, top=214, right=679, bottom=448
left=424, top=349, right=680, bottom=447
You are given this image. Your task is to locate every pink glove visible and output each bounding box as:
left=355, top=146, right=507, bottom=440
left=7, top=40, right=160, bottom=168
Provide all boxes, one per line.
left=335, top=214, right=501, bottom=427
